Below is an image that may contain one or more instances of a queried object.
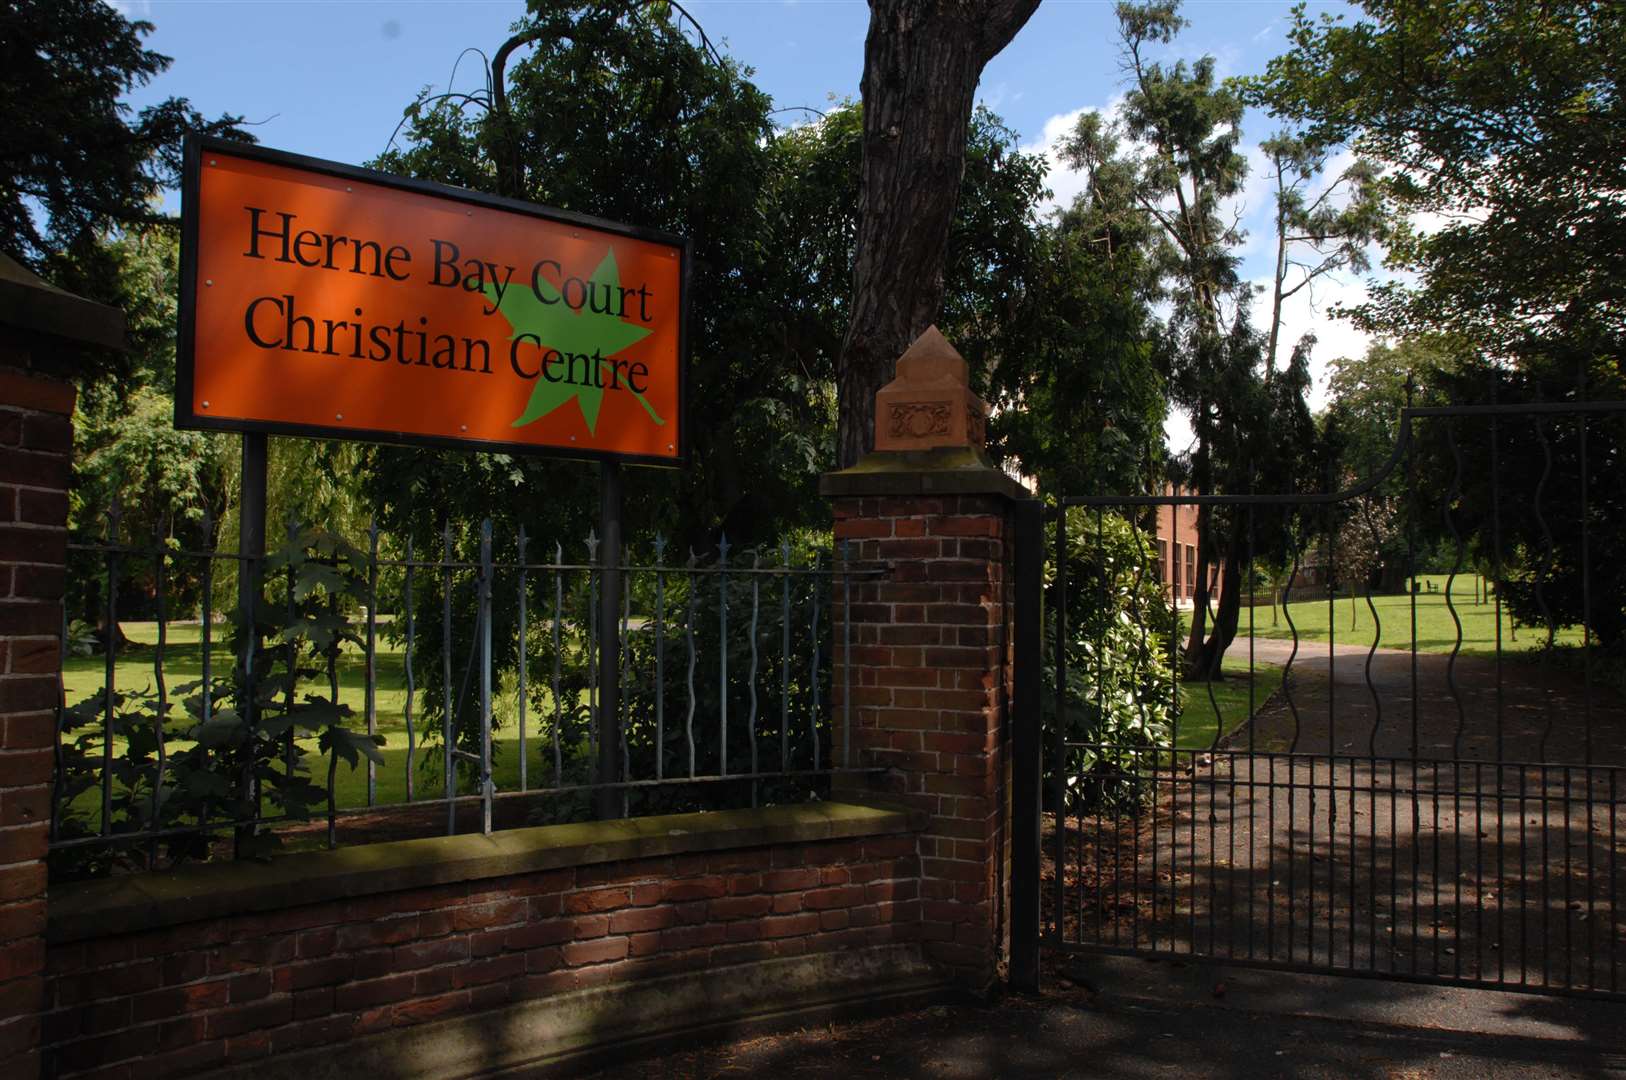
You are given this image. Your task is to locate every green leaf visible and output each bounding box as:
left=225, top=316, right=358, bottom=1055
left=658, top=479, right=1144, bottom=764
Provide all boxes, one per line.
left=180, top=769, right=234, bottom=799
left=321, top=727, right=386, bottom=769
left=288, top=698, right=349, bottom=730
left=191, top=711, right=243, bottom=748
left=482, top=248, right=662, bottom=433
left=294, top=562, right=350, bottom=602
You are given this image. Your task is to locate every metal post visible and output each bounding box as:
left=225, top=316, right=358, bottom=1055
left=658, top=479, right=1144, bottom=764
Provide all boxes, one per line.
left=596, top=461, right=623, bottom=820
left=365, top=520, right=379, bottom=806
left=1053, top=505, right=1069, bottom=944
left=234, top=431, right=267, bottom=858
left=479, top=519, right=494, bottom=835
left=1010, top=498, right=1043, bottom=992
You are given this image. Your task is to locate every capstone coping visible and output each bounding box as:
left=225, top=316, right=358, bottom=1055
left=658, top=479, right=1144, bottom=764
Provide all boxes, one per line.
left=820, top=445, right=1031, bottom=500
left=47, top=801, right=925, bottom=944
left=0, top=252, right=125, bottom=352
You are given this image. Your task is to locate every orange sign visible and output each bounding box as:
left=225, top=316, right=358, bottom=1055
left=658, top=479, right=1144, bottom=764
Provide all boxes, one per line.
left=177, top=138, right=688, bottom=465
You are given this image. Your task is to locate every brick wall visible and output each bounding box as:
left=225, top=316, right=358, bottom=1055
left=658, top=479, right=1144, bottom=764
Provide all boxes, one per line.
left=0, top=365, right=77, bottom=1079
left=41, top=831, right=920, bottom=1079
left=831, top=492, right=1013, bottom=987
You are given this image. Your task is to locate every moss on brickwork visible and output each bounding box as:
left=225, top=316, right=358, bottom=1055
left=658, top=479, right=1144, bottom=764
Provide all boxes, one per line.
left=819, top=447, right=1029, bottom=499
left=47, top=802, right=924, bottom=944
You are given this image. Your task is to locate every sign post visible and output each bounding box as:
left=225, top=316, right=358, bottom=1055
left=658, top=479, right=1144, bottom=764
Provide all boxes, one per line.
left=234, top=430, right=267, bottom=855
left=180, top=136, right=689, bottom=823
left=597, top=460, right=623, bottom=819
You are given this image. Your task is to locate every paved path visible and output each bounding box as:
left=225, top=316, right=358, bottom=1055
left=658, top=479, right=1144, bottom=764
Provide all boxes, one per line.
left=587, top=955, right=1626, bottom=1078
left=1057, top=638, right=1626, bottom=992
left=1226, top=637, right=1626, bottom=763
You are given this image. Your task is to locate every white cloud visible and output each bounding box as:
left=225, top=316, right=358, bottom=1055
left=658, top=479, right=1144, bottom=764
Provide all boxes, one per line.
left=978, top=81, right=1012, bottom=112
left=1019, top=96, right=1128, bottom=216
left=1250, top=268, right=1374, bottom=413
left=106, top=0, right=153, bottom=16
left=1224, top=140, right=1278, bottom=260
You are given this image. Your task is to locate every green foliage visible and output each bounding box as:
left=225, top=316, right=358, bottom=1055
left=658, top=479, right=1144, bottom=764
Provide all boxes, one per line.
left=521, top=535, right=838, bottom=824
left=78, top=386, right=221, bottom=530
left=1419, top=357, right=1626, bottom=651
left=1326, top=337, right=1626, bottom=651
left=1249, top=0, right=1625, bottom=366
left=70, top=228, right=228, bottom=529
left=1046, top=508, right=1177, bottom=812
left=64, top=227, right=231, bottom=631
left=51, top=530, right=383, bottom=879
left=990, top=112, right=1168, bottom=496
left=1322, top=337, right=1468, bottom=480
left=0, top=0, right=247, bottom=328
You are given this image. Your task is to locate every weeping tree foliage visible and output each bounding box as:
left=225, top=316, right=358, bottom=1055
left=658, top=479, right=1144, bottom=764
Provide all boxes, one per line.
left=988, top=112, right=1169, bottom=498
left=363, top=2, right=1073, bottom=781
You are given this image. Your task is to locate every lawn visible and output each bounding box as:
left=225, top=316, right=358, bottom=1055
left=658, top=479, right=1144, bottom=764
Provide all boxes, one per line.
left=1205, top=574, right=1586, bottom=658
left=62, top=618, right=1285, bottom=825
left=1172, top=657, right=1284, bottom=750
left=59, top=620, right=584, bottom=825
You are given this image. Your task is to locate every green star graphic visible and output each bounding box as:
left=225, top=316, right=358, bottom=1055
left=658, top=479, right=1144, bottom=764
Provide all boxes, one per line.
left=483, top=248, right=665, bottom=434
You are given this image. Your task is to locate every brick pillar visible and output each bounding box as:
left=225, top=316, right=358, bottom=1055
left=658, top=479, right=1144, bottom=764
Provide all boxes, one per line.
left=0, top=255, right=122, bottom=1078
left=822, top=327, right=1029, bottom=991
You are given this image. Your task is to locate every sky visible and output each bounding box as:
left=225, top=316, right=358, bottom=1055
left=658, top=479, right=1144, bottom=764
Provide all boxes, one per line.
left=116, top=0, right=1381, bottom=441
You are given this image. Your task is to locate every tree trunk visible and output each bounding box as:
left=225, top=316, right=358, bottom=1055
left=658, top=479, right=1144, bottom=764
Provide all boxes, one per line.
left=1185, top=501, right=1212, bottom=663
left=1188, top=514, right=1247, bottom=681
left=836, top=0, right=1040, bottom=468
left=1183, top=408, right=1214, bottom=666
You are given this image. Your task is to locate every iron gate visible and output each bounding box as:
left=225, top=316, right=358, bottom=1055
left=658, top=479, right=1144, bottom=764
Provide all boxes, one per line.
left=1012, top=400, right=1626, bottom=1000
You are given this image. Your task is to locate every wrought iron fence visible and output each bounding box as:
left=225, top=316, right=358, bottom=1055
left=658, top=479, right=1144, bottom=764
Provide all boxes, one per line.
left=51, top=511, right=880, bottom=875
left=1035, top=400, right=1626, bottom=1000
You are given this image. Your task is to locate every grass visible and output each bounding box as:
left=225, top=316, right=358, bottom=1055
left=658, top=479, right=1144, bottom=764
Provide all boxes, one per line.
left=1173, top=658, right=1284, bottom=750
left=63, top=621, right=411, bottom=731
left=56, top=612, right=1318, bottom=826
left=60, top=620, right=589, bottom=824
left=1194, top=573, right=1585, bottom=658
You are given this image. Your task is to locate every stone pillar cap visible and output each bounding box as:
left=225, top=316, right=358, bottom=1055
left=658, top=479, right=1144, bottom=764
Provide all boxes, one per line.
left=873, top=325, right=988, bottom=453
left=0, top=252, right=125, bottom=353
left=894, top=325, right=968, bottom=387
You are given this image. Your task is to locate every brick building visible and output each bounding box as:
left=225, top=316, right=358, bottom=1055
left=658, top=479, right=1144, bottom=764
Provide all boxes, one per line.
left=1152, top=487, right=1215, bottom=607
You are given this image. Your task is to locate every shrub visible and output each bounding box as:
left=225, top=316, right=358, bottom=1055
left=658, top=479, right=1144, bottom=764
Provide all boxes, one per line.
left=1044, top=507, right=1177, bottom=813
